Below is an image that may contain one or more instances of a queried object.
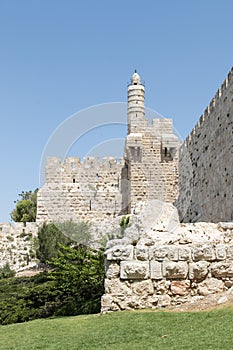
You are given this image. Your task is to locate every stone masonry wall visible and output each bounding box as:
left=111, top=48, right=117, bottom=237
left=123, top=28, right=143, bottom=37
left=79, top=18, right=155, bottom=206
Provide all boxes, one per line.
left=125, top=118, right=180, bottom=211
left=0, top=222, right=38, bottom=271
left=177, top=67, right=233, bottom=222
left=37, top=157, right=124, bottom=223
left=102, top=220, right=233, bottom=312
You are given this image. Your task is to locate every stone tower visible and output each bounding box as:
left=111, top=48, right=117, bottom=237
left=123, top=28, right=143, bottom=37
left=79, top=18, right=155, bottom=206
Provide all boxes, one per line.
left=36, top=71, right=180, bottom=223
left=127, top=70, right=146, bottom=133
left=124, top=71, right=180, bottom=212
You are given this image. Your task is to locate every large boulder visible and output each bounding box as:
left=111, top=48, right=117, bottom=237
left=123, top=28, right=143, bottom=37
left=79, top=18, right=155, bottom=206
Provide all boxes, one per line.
left=132, top=200, right=180, bottom=233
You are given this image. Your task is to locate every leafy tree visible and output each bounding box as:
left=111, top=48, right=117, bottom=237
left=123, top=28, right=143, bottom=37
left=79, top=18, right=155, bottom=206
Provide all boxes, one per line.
left=36, top=221, right=92, bottom=264
left=49, top=244, right=105, bottom=315
left=56, top=220, right=92, bottom=244
left=36, top=223, right=72, bottom=264
left=11, top=189, right=38, bottom=223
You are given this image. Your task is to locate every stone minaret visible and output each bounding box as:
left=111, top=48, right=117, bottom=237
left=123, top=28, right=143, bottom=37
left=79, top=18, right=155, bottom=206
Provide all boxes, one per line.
left=124, top=70, right=179, bottom=212
left=127, top=70, right=145, bottom=134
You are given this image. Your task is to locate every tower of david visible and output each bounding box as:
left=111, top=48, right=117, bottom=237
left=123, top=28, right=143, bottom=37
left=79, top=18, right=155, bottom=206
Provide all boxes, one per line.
left=37, top=68, right=232, bottom=225
left=36, top=71, right=180, bottom=224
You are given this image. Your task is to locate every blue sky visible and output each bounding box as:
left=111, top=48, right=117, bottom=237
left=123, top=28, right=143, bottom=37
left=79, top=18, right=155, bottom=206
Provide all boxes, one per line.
left=0, top=0, right=232, bottom=222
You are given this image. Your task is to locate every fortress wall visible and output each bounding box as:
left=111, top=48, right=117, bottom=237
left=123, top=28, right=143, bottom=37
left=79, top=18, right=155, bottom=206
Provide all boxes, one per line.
left=177, top=67, right=233, bottom=222
left=102, top=222, right=233, bottom=312
left=0, top=222, right=38, bottom=271
left=36, top=157, right=124, bottom=223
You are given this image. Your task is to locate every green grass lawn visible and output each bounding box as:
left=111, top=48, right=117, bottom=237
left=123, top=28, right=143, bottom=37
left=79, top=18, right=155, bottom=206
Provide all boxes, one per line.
left=0, top=308, right=233, bottom=350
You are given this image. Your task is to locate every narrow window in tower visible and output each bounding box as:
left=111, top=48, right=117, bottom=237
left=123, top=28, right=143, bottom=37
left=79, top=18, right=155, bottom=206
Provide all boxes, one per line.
left=96, top=174, right=99, bottom=180
left=165, top=147, right=168, bottom=157
left=73, top=178, right=76, bottom=183
left=89, top=200, right=92, bottom=211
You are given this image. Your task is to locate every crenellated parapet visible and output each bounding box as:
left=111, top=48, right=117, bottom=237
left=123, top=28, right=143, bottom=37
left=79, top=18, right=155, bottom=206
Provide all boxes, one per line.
left=182, top=67, right=233, bottom=150
left=177, top=67, right=233, bottom=223
left=37, top=155, right=125, bottom=223
left=45, top=156, right=124, bottom=184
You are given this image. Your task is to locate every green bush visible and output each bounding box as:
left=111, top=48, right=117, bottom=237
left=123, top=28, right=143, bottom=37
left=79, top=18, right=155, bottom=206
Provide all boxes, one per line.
left=0, top=272, right=57, bottom=325
left=0, top=263, right=15, bottom=279
left=119, top=215, right=131, bottom=235
left=49, top=244, right=105, bottom=316
left=0, top=245, right=105, bottom=325
left=36, top=223, right=72, bottom=264
left=36, top=221, right=92, bottom=264
left=56, top=220, right=92, bottom=244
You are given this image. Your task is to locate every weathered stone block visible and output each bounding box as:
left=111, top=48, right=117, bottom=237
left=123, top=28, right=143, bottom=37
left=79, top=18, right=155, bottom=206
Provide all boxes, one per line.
left=192, top=244, right=215, bottom=261
left=105, top=278, right=131, bottom=296
left=132, top=280, right=154, bottom=296
left=118, top=296, right=141, bottom=310
left=167, top=246, right=179, bottom=261
left=162, top=261, right=188, bottom=279
left=170, top=280, right=190, bottom=296
left=179, top=247, right=191, bottom=261
left=189, top=261, right=209, bottom=280
left=106, top=245, right=133, bottom=261
left=136, top=245, right=149, bottom=260
left=106, top=262, right=120, bottom=279
left=120, top=261, right=149, bottom=280
left=226, top=245, right=233, bottom=259
left=211, top=261, right=233, bottom=278
left=157, top=294, right=171, bottom=307
left=150, top=245, right=178, bottom=261
left=150, top=261, right=163, bottom=280
left=101, top=294, right=120, bottom=312
left=156, top=279, right=171, bottom=294
left=197, top=278, right=225, bottom=296
left=146, top=295, right=159, bottom=308
left=149, top=246, right=167, bottom=260
left=215, top=244, right=226, bottom=260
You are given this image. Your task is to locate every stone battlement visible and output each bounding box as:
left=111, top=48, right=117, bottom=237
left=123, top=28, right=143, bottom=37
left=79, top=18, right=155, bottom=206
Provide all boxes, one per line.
left=0, top=222, right=38, bottom=235
left=182, top=66, right=233, bottom=150
left=178, top=67, right=233, bottom=223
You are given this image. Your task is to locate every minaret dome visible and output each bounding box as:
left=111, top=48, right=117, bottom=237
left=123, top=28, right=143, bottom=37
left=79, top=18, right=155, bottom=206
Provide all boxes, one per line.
left=131, top=70, right=141, bottom=85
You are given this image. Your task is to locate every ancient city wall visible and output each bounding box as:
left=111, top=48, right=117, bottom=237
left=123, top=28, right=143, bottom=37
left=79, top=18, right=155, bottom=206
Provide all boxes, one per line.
left=36, top=156, right=124, bottom=223
left=0, top=222, right=38, bottom=271
left=177, top=67, right=233, bottom=223
left=102, top=221, right=233, bottom=312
